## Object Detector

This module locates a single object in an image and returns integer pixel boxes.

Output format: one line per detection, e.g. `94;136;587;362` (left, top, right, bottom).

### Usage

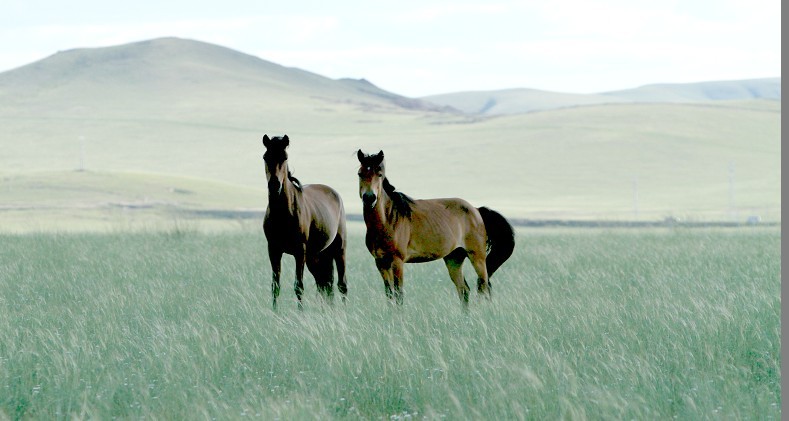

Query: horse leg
444;248;470;306
375;256;395;301
392;257;405;305
314;253;335;304
333;236;348;303
324;256;335;303
305;254;326;300
294;248;306;310
468;250;491;298
268;247;283;310
335;252;347;303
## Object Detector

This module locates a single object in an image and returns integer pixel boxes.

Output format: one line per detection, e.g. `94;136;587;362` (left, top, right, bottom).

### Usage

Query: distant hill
601;78;781;102
422;88;630;115
423;78;781;115
0;37;446;118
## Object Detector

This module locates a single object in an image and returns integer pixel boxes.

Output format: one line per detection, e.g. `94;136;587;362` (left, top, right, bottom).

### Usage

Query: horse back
302;184;346;248
400;197;486;261
303;184;345;221
413;197;483;227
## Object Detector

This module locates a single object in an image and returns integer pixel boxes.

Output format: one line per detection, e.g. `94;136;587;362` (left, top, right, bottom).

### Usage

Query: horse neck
268;174;302;217
363;188;395;228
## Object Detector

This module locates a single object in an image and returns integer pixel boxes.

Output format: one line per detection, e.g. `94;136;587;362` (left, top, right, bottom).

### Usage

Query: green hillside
354;100;780;220
0;38;780;231
0;37;443;130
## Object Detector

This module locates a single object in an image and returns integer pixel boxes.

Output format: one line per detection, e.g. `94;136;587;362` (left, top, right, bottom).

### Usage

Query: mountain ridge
0;37;779;117
601;77;781;102
0;37;447;114
423;77;780;115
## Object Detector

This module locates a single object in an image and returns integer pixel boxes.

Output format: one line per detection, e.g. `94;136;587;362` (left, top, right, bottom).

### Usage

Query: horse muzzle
268;180;283;195
361;192;377;208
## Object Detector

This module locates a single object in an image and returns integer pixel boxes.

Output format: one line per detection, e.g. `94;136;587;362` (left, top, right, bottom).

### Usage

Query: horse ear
262;134;270;147
282;135;289;147
372;150;385;166
357;149;365;162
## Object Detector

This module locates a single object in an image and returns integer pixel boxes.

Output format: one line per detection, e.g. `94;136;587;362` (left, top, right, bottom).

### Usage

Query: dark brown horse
356;150;514;306
262;135;347;309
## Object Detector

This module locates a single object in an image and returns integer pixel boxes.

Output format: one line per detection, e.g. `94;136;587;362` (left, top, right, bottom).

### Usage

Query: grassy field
0;98;781;226
0;226;780;419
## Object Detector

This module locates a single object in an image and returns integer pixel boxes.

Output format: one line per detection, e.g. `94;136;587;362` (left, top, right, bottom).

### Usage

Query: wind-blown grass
0;228;780;419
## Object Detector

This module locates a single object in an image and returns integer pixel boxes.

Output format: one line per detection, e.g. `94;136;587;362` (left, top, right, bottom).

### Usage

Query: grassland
0;98;780;229
0;226;780;419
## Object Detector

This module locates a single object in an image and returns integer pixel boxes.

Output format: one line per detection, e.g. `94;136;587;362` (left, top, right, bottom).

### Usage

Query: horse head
262;134;290;195
356;149;385;208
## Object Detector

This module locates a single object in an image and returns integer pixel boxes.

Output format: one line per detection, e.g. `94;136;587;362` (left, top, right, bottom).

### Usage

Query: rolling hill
423;78;781;116
421;88;629;115
601;78;781;102
0;38;781;231
0;37;445;115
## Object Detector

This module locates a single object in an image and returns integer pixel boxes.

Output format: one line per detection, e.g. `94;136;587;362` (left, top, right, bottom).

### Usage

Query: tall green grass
0;228;780;419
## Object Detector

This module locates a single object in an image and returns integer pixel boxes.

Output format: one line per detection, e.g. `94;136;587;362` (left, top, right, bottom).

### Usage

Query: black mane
382;178;413;217
288;170;302;192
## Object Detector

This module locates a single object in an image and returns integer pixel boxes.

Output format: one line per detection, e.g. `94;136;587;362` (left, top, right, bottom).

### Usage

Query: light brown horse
262;134;347;309
356;150;514;306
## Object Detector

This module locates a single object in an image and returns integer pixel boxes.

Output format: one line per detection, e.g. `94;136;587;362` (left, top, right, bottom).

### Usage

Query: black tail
478;207;515;277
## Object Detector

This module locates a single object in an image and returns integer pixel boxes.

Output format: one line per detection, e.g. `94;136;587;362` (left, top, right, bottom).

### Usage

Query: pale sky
0;0;781;97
